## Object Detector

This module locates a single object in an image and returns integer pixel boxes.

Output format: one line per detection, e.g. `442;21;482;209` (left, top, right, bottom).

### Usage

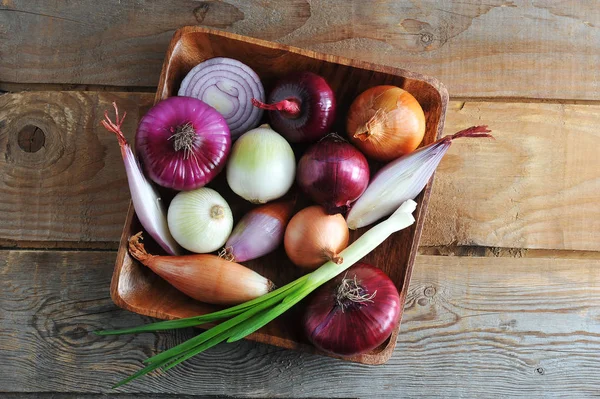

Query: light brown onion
284;206;349;269
128;232;273;305
346;85;425;162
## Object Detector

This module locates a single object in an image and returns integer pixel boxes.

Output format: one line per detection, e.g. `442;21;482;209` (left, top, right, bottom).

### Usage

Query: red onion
178;57;265;139
136;96;231;191
252;71;336;143
302;262;401;357
297;133;369;214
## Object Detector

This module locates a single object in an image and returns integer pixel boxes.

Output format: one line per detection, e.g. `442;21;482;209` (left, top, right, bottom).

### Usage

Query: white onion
226;124;296;204
167;187;233;253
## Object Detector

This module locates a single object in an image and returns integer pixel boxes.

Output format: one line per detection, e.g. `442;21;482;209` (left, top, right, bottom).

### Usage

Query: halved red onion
178;57;265;139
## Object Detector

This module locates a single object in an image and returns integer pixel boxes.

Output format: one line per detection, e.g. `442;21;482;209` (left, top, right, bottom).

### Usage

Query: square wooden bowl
111;26;448;365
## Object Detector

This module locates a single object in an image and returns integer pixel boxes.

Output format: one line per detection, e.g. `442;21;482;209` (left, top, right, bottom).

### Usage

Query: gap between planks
5;82;600;106
1;243;600;261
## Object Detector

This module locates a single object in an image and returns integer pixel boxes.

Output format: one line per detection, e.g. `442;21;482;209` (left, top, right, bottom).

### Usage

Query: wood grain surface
1;250;599;398
0;91;152;246
1;1;599;100
3;91;599;252
423;100;600;251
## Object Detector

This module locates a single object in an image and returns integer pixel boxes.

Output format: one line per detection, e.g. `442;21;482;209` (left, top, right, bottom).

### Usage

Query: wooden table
1;1;599;398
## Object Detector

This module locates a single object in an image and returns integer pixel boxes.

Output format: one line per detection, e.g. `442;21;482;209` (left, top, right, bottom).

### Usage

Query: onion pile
178;57;265;139
98;53;496;388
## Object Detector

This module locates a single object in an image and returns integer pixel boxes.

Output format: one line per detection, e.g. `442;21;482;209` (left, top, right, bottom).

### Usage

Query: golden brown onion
346;85;425;162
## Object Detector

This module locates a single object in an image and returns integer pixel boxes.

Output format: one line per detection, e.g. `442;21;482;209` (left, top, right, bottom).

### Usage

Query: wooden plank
422;101;600;251
3;91;600;251
1;1;599;100
2;396;244;399
1;250;599;397
0;91;152;245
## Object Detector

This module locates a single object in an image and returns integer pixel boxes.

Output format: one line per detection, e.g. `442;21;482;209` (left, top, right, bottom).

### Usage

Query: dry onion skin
284;205;349;269
346;85;426;162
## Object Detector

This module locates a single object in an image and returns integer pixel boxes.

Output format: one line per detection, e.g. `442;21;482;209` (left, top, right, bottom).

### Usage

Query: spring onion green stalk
95;199;417;388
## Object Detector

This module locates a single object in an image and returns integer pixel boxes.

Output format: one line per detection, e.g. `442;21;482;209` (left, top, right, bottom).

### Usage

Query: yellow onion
128;232;273;305
346;85;425;162
284;205;349;269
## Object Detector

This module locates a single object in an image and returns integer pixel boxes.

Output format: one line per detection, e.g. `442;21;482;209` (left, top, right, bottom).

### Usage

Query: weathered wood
0;395;219;399
422;101;600;251
1;250;599;397
0;91;152;245
1;1;599;100
3;91;600;252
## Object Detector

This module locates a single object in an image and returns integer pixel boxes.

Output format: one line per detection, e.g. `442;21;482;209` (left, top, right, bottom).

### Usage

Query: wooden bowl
111;26;448;365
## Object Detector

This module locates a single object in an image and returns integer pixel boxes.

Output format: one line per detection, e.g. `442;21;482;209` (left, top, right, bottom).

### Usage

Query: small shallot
284;205;349;269
101;103;181;255
128;232;273;305
223;200;295;262
347;126;493;229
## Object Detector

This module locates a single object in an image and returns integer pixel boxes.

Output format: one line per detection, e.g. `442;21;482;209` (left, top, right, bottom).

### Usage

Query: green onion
97;199;417;388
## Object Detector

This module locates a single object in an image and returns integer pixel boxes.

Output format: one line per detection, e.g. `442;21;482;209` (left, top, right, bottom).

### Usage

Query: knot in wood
424;286;436;297
18;125;45;153
420;32;434;44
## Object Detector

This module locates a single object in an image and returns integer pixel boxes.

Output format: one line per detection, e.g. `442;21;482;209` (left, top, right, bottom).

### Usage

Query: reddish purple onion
224;200;295;262
297;133;369;214
136;96;231;191
302;262;401;357
252;71;336;143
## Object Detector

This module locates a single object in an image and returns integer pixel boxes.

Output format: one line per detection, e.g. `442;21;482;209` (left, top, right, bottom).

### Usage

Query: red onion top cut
178;57;265;139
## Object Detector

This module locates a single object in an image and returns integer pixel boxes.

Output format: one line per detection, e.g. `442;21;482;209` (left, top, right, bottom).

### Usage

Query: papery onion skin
129;233;273;305
297;133;369;214
254;72;336;143
346;125;493;229
136;96;231;191
284;205;349;269
303;262;401;357
101;103;181;255
226;124;296;204
178;57;265;139
224;200;295;262
347;85;425;162
167;187;233;253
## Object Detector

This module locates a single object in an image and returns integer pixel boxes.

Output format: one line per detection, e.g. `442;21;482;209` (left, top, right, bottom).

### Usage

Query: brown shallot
128;232;273;305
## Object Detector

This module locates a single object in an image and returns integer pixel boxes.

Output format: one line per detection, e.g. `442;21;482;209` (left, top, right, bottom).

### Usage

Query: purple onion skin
303;262;401;357
225;200;295;262
136;96;231;191
267;72;336;143
297;134;369;215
